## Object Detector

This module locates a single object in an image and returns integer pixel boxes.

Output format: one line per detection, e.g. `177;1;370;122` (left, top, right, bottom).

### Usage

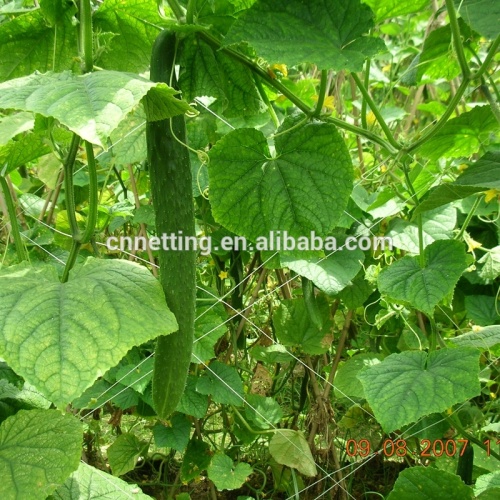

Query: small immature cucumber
147;29;196;419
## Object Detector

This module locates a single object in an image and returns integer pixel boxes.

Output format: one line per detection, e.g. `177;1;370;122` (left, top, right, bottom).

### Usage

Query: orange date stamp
346;438;500;458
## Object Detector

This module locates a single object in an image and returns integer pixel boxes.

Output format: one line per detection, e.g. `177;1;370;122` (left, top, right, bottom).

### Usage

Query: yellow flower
484;189;499;203
312;94;335;111
366;111;376;126
466;237;482;252
218;271;229;280
268;63;288;78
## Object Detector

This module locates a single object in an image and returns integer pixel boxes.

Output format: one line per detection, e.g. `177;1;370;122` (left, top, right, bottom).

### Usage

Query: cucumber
456;441;473;485
146;29;196;419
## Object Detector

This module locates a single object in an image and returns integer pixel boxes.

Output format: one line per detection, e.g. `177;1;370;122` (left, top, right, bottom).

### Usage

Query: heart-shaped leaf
0;409;82;499
358;348;481;433
209;117;353;241
207;453;253;491
0;258;177;407
377;240;467;315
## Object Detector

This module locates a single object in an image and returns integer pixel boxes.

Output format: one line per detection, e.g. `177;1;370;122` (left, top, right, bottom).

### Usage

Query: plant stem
79;0;93;73
0;176;28;261
231;405;275;435
253;74;280;128
79;141;98;244
351;72;400;150
63;134;82;239
402;161;425;266
323;310;353;399
361;59;370;129
166;0;185;21
455;195;481;241
313;69;328;117
198;31;398;154
186;0;195;24
61;241;82;283
446;414;500;462
406;78;469;153
444;0;470;78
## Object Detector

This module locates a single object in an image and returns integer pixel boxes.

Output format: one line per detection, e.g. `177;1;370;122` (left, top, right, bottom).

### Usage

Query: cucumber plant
0;0;498;498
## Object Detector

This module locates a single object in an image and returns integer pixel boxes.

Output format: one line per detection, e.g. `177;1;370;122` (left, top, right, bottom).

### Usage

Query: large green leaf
0;409;82;499
208;117;353;241
269;430;317;477
363;0;429;22
93;0;166;73
207;454;253;491
417;106;498;160
387;466;474;499
0;1;78;82
377;240;468;315
224;0;385;71
0;258;177;407
0;71;191;148
455;0;500;39
280;246;364;295
357;348;481;433
53;462;152;499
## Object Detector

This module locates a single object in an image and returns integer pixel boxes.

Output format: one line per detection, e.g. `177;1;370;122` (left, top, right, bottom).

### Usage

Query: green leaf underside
207;453;253;491
0;71;191;148
269;429;317;477
358;348;481;433
387;466;474;499
281;247;364;295
377;240;468;315
52;462;151;499
224;0;385;71
0;409;82;499
0;258;177;407
209;118;353;242
334;353;384;399
450;326;500;350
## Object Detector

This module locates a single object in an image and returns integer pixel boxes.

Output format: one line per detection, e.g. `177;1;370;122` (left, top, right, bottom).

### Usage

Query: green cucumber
456;440;473;485
147;29;196;419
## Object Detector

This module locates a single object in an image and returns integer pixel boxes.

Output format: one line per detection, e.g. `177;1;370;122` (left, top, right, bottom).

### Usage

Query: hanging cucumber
147;29;196;419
